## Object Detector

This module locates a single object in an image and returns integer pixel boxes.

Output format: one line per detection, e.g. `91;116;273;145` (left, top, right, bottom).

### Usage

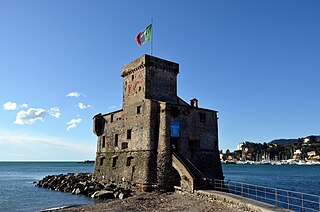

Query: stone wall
93;54;224;192
156;102;172;190
164;102;223;181
93;99;159;189
121;55;179;106
93;150;157;187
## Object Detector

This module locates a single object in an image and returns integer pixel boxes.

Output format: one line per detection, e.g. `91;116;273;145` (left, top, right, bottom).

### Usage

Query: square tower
121;54;179;108
93;55;223;192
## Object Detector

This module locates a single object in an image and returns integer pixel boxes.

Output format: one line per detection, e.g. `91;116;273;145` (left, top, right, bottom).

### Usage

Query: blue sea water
0;162;319;211
222;164;320;196
0;162;96;212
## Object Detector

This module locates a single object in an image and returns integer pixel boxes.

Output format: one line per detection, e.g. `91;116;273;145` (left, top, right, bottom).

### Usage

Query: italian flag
135;24;152;46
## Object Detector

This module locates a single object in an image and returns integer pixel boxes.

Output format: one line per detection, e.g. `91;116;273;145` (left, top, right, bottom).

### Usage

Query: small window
121;142;128;149
199;113;206;123
188;140;200;150
112;157;117;167
100;157;105;166
132;75;134;80
101;136;106;148
171;106;179;117
127;129;132;139
114;134;119;147
126;157;133;166
138;86;141;91
110;114;114;123
137;106;141;114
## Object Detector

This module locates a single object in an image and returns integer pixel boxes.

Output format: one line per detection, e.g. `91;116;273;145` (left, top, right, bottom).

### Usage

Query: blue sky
1;0;319;161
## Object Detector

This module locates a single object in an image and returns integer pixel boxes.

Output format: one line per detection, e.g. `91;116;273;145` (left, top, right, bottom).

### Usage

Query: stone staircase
172;153;210;191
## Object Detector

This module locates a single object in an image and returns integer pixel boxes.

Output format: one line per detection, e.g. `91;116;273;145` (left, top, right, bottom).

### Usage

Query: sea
0;162;320;212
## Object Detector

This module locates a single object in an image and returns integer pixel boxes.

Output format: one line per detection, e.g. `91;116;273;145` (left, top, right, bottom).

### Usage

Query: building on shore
92;55;224;191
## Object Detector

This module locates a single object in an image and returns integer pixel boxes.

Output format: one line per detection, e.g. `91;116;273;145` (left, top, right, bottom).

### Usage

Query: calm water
223;164;320;196
0;162;319;211
0;162;95;212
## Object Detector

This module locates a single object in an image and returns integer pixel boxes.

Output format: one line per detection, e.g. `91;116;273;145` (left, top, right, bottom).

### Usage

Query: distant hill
269;139;298;145
269;135;320;145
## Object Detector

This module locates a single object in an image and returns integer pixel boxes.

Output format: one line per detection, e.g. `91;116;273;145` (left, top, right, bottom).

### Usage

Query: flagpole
150;17;153;55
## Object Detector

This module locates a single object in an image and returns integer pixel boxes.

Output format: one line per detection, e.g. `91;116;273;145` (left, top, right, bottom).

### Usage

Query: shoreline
55;190;290;212
221;159;320;165
55;191;241;212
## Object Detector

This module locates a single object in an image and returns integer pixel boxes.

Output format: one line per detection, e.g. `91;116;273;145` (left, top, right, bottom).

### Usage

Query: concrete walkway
194;190;293;212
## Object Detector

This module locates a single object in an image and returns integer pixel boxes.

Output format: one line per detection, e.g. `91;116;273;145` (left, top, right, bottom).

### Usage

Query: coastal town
221;135;320;165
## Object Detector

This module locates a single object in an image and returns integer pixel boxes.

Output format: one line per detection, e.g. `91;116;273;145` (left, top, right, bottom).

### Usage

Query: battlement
122;54;180;106
121;54;179;77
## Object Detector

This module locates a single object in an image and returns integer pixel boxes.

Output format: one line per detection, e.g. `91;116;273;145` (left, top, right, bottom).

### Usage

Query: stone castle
92;55;223;191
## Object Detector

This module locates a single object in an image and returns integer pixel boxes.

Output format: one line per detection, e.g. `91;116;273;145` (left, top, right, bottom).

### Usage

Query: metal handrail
172;152;196;180
213;179;320;212
182;156;205;178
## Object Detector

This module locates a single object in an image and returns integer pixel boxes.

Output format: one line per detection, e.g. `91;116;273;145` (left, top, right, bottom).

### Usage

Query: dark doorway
170;137;178;153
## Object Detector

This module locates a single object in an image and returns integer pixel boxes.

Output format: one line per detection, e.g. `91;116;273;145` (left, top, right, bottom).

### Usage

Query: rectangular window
112;157;117;167
127;129;132;139
114;134;119;147
137;106;141;114
171;106;179;117
199;113;206;123
101;136;106;148
100;157;105;166
188;140;200;150
110;114;114;123
126;157;133;166
121;142;128;149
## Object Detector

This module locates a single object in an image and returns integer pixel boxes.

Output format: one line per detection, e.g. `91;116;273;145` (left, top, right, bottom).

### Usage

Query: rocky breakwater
35;173;132;200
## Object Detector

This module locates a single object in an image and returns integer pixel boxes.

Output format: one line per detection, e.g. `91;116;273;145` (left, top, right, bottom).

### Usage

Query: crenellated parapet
121;54;179;77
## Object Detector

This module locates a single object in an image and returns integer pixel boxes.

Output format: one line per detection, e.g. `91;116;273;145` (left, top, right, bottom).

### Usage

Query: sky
1;0;319;161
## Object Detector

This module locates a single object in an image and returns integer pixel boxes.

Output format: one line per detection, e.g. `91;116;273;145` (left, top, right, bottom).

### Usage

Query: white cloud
108;105;116;110
48;107;61;118
66;92;80;97
14;107;61;125
3;101;17;110
66;118;82;131
20;103;28;108
66;91;86;98
78;102;91;109
3;102;29;111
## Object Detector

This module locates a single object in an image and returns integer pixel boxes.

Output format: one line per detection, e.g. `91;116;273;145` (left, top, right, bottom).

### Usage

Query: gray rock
74;188;82;195
119;192;131;199
91;190;114;199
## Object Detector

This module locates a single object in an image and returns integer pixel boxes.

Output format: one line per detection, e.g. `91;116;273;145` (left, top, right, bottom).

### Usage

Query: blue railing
213;179;320;212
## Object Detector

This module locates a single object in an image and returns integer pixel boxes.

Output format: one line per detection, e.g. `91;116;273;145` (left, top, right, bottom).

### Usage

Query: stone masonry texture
92;54;224;191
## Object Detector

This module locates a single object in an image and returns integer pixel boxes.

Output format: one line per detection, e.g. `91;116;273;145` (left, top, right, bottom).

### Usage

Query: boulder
118;191;131;199
36;173;133;199
74;188;82;195
104;186;114;191
91;190;114;199
94;183;105;191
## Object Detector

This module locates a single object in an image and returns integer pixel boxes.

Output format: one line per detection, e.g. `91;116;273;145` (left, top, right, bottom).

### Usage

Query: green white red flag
135;24;152;46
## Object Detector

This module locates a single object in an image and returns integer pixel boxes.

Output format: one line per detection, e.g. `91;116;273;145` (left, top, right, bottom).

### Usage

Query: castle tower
93;55;223;192
121;54;179;108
